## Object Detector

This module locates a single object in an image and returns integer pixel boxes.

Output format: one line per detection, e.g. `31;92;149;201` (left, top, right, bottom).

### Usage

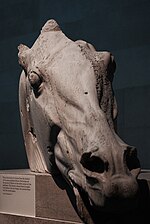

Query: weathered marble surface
18;19;141;223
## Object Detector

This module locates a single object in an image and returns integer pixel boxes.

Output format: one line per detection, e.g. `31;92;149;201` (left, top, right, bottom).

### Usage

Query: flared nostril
86;176;99;186
80;152;109;173
124;146;140;175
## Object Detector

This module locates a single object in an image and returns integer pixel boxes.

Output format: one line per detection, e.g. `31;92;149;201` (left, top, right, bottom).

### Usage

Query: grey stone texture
0;0;150;170
35;174;80;221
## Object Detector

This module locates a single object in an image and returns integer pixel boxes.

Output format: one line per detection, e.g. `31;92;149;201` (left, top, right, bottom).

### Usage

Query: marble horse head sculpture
18;19;140;221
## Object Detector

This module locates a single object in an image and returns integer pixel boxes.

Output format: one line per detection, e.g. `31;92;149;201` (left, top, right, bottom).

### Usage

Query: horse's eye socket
28;71;42;89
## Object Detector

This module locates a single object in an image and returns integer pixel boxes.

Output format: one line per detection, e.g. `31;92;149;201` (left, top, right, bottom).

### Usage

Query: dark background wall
0;0;150;169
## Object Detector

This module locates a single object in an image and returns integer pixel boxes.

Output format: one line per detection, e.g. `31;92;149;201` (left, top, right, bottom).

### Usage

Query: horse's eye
28;71;42;89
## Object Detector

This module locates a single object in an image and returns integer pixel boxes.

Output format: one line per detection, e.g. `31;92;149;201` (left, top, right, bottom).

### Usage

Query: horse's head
18;19;140;213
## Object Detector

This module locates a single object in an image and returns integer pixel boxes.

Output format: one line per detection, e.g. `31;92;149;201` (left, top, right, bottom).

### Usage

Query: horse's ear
18;44;30;70
18;44;29;52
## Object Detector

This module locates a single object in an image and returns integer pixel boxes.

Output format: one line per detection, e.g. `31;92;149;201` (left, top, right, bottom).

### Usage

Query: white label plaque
0;173;35;217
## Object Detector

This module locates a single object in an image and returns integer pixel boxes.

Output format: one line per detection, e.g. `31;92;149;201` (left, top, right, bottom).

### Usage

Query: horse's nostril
125;147;140;172
80;152;108;173
86;176;98;186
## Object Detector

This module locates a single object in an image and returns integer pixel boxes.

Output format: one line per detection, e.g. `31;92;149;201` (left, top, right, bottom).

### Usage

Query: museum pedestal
0;169;149;224
0;169;82;224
